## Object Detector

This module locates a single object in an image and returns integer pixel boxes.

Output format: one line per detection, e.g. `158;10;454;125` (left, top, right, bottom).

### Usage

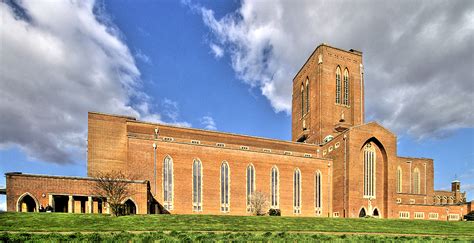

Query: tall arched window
192;159;203;211
301;84;304;117
343;68;349;105
336;67;341;104
220;161;230;212
413;168;420;194
397;166;403;193
246;164;256;212
315;170;322;215
306;78;310;113
293;168;301;214
271;166;279;208
363;143;376;198
163;155;173;210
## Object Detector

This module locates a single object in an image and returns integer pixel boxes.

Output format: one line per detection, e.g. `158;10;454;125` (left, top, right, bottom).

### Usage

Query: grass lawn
0;212;473;241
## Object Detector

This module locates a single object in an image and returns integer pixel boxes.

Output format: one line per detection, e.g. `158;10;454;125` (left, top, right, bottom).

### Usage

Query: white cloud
195;0;474;139
209;43;224;59
462;184;474;201
135;49;152;65
0;1;187;164
162;98;180;121
201;116;217;130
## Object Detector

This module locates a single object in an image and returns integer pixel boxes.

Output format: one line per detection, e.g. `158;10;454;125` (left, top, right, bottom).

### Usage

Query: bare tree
249;191;269;216
91;171;135;216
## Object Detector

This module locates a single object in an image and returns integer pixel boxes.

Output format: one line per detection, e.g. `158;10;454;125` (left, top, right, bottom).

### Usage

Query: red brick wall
6;174;148;214
320;123;398;218
127;137;333;217
394;203;470;221
87;112;132;176
320;132;346;217
395;157;433;202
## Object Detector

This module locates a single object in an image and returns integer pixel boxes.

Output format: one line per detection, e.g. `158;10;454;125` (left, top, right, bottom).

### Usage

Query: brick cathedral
5;44;471;220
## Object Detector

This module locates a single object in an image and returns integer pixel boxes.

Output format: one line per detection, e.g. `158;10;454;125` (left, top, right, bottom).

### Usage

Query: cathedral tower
292;44;365;144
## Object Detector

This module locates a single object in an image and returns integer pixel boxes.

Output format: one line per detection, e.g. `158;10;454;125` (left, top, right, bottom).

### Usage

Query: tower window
363;143;376;198
163;155;174;210
336;67;341;104
306;78;310;113
301;84;304;117
343;69;349;105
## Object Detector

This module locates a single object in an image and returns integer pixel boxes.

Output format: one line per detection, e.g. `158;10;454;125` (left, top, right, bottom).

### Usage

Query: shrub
268;208;281;216
464;211;474;221
249;191;269;216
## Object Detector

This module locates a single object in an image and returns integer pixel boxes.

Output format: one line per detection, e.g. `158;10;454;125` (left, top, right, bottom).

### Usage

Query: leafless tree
249;191;269;216
91;171;135;216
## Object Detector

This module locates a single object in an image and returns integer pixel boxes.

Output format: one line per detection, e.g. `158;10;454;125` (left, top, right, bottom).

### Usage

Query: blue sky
0;0;473;210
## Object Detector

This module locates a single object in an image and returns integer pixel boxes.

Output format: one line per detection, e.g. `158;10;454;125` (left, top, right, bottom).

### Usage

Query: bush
268;208;281;216
464;211;474;221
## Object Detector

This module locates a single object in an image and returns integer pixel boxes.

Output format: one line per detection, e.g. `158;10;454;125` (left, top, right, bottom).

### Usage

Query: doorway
18;194;37;212
373;208;380;217
53;195;69;212
123;199;137;215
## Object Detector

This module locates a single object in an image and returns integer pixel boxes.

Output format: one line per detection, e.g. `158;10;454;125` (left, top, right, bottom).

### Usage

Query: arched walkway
359;208;366;218
18;193;37;212
123;199;137;215
373;208;380;217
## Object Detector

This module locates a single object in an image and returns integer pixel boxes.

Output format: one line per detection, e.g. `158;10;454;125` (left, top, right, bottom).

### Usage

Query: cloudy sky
0;0;473;210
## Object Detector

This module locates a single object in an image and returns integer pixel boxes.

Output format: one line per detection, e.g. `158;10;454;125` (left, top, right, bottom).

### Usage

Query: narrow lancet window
246;164;255;212
163;155;174;210
363;143;376;198
397;167;402;193
306;78;310;113
301;84;304;117
271;166;279;208
343;68;349;105
336;67;341;104
413;168;420;194
293;168;301;214
315;170;322;215
192;159;203;211
220;162;230;212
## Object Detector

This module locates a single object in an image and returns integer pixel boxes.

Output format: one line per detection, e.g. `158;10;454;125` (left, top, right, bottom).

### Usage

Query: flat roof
89;111;136;120
5;172;148;184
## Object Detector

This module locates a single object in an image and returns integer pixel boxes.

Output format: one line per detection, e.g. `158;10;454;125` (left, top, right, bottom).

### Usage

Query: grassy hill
0;212;473;241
